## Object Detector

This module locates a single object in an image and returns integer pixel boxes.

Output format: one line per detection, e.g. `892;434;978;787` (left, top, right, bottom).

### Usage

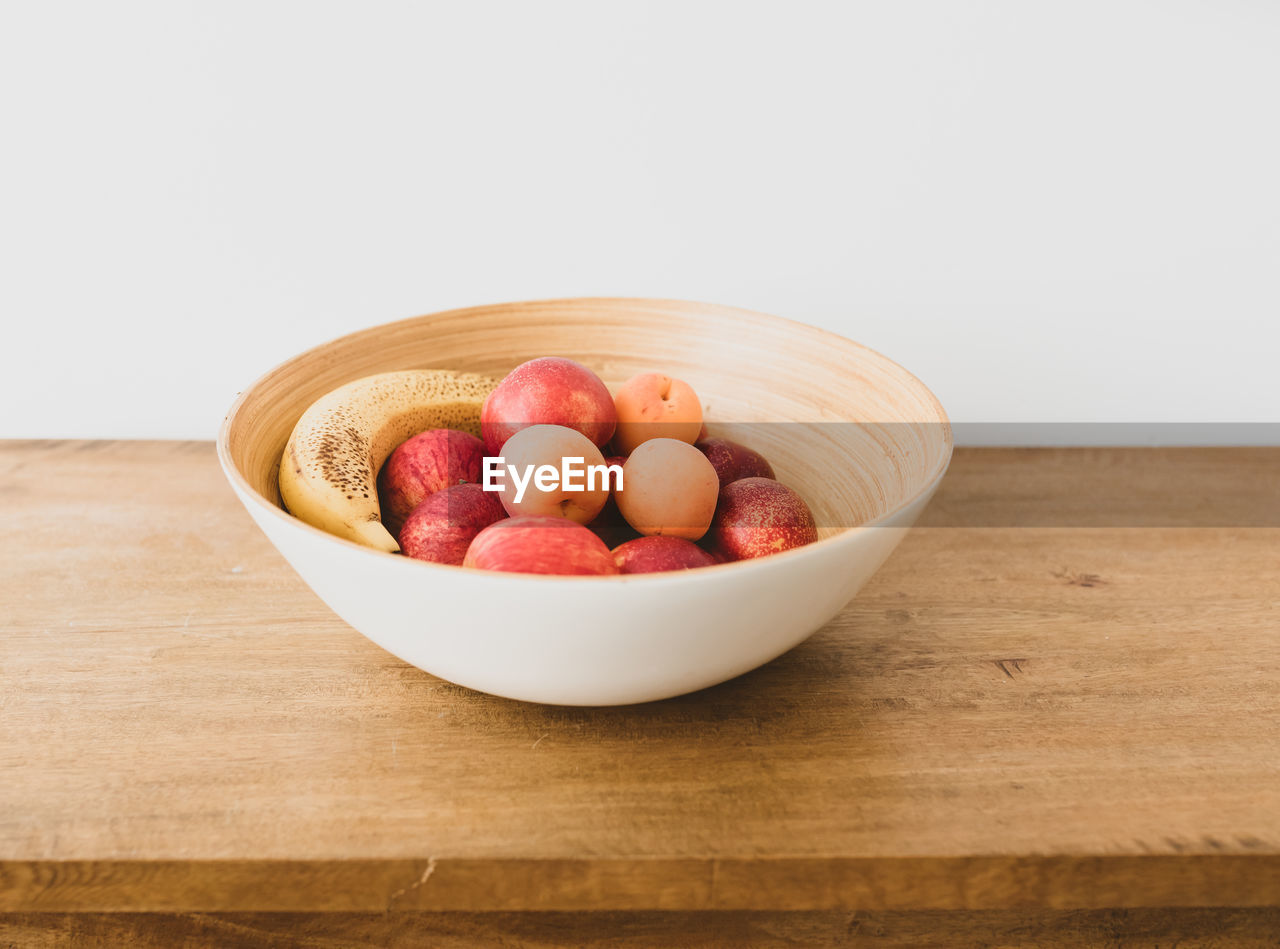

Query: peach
709;477;818;561
481;357;616;456
695;436;775;488
612;372;703;455
378;428;485;536
399;483;507;565
615;438;719;541
612;535;717;574
489;424;612;524
463;515;618;576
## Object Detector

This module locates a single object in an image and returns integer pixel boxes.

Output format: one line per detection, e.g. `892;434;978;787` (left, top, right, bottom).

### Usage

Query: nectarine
481;357;616;456
696;436;775;488
709;477;818;561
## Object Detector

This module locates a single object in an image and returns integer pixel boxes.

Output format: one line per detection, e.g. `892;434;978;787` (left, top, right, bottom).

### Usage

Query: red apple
378;428;485;535
695;436;775;489
464;514;618;576
399;483;507;565
481;357;616;456
709;477;818;561
612;536;717;574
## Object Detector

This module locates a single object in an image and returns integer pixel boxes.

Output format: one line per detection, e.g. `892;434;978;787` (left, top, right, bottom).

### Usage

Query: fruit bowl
217;298;952;705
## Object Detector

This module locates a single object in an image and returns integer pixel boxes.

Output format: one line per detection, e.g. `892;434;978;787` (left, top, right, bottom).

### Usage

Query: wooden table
2;441;1278;946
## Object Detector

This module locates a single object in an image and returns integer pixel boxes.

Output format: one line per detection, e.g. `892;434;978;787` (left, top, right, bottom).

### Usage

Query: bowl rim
216;296;953;584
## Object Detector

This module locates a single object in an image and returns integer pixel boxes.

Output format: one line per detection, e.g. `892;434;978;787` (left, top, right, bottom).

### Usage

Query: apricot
612;372;703;455
615;438;719;541
489;424;610;524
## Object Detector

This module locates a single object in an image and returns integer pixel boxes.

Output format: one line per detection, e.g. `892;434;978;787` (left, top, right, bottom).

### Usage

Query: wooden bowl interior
224;299;950;534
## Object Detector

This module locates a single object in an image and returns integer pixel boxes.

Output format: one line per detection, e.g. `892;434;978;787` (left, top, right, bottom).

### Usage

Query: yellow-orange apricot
612;373;703;455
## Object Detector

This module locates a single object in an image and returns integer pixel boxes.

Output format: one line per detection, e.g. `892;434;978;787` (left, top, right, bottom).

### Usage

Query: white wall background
2;1;1277;442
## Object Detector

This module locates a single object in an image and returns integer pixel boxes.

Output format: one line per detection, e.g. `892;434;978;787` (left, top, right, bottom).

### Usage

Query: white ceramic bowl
217;298;952;705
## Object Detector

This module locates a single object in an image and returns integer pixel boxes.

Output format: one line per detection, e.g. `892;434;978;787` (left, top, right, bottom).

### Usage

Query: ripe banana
279;369;498;552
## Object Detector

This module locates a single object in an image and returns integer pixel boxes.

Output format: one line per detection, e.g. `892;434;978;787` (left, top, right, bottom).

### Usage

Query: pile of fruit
280;357;817;576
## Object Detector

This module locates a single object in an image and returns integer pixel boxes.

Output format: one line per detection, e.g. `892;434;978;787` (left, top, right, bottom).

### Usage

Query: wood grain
3;908;1279;948
1;441;1278;913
